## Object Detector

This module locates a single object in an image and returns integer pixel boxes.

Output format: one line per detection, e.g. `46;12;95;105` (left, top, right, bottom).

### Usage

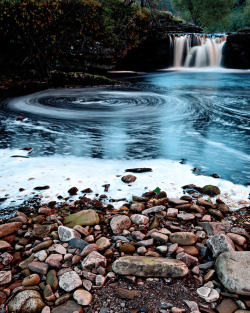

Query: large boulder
63;209;99;228
7;290;46;313
215;251;250;296
112;256;188;278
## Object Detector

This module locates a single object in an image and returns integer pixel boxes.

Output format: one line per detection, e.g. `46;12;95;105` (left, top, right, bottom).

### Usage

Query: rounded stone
130;214;149;225
73;289;93;306
96;237;111;251
110;215;132;235
121;174;137;183
181;246;199;256
22;274;41;286
119;243;136;254
169;232;197;245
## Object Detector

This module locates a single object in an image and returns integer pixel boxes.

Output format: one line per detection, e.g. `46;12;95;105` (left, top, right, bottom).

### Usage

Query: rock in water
63;210;99;228
121;174;137;183
201;185;220;196
215;251;250;296
112;256;188;278
7;290;46;313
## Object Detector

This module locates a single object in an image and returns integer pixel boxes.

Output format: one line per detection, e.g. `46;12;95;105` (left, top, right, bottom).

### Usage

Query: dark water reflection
0;71;249;184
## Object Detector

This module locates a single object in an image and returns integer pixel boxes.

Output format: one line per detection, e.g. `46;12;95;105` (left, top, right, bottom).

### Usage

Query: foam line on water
0;149;249;217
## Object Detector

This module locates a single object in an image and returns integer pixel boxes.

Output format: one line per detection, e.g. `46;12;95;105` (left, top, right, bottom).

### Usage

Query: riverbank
0;71;118;99
0;168;249;313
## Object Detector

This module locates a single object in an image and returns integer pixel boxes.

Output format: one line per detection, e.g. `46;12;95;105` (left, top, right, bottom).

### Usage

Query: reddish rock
0;222;22;237
121;174;137;183
28;261;49;275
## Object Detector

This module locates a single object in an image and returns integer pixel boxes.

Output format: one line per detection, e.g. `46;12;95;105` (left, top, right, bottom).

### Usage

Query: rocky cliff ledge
223;29;250;69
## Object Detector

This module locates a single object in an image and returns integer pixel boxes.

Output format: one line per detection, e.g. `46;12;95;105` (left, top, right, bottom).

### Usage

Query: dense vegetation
0;0;152;76
0;0;249;78
171;0;250;32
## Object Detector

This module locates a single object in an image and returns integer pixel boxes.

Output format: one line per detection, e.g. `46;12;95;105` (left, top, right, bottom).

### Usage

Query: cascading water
171;34;227;68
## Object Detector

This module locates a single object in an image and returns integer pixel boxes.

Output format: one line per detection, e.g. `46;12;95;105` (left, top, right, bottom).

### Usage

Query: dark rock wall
223;30;250;69
117;36;173;71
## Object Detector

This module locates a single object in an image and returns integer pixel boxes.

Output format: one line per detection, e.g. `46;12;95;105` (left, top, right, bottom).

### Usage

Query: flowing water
171;34;227;67
0;35;250;216
1;70;249;185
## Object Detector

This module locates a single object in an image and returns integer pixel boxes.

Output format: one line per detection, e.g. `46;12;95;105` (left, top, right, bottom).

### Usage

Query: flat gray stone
142;205;166;215
112;256;188;278
215;251;250;296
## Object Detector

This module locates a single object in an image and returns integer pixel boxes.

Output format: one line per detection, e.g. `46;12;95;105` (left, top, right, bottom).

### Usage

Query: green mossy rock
63;209;99;228
201;185;220;196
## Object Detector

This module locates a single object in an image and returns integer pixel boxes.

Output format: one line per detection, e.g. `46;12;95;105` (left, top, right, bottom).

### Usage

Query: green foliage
227;0;250;31
153;187;161;194
172;0;234;29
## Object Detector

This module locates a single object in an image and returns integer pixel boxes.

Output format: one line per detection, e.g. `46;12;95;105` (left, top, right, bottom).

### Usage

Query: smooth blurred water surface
1;70;249;184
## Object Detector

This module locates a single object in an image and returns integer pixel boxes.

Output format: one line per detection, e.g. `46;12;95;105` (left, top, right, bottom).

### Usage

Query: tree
172;0;234;28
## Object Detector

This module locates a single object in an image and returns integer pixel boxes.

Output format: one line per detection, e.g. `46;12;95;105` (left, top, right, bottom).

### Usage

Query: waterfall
172;34;227;68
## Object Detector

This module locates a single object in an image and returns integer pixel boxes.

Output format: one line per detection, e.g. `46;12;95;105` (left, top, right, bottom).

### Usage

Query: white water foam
0;149;249;214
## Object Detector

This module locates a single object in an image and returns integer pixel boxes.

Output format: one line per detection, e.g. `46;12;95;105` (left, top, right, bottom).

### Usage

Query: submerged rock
112;256;188;277
201;185;220;196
